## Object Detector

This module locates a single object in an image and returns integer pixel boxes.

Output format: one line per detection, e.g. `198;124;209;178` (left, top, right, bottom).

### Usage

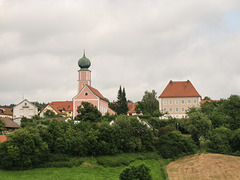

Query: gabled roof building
72;52;115;117
0;107;13;119
159;80;201;119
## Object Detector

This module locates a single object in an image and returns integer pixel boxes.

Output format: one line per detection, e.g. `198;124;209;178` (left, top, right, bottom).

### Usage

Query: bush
0;127;49;169
156;132;197;159
230;128;240;152
119;163;152;180
207;127;232;154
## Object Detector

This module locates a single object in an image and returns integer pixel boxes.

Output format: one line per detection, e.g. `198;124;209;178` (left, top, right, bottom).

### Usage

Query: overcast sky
1;0;240;105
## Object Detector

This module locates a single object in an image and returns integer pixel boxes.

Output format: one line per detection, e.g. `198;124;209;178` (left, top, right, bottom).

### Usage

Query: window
188;100;191;104
85;92;88;96
169;108;172;112
175;100;179;105
181;100;185;104
163;100;167;105
182;108;185;112
169;100;172;105
163;108;167;112
176;108;179;112
194;99;197;104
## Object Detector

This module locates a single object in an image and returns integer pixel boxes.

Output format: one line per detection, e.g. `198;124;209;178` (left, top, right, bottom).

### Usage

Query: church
72;52;115;117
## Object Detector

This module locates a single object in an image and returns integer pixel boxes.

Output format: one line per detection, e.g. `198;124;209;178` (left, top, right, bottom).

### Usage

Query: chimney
170;80;173;84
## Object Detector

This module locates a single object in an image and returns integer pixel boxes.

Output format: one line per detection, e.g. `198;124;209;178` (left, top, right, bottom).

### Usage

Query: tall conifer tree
116;86;128;115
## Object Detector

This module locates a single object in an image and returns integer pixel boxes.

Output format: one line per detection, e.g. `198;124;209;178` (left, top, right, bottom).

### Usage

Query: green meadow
0;153;166;180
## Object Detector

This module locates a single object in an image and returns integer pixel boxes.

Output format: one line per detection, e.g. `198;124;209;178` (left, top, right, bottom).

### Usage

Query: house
127;101;141;116
72;52;115;117
13;99;38;125
51;101;73;117
159;80;201;119
0;107;13;119
0;135;7;143
39;103;67;117
1;117;21;133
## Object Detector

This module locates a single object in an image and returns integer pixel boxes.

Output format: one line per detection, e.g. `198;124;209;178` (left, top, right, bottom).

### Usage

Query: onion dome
78;51;91;70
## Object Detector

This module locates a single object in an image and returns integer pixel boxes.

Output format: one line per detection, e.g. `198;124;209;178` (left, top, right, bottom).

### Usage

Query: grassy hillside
0;153;166;180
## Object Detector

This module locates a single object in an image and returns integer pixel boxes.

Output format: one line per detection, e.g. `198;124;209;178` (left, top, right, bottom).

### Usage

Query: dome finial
78;50;91;70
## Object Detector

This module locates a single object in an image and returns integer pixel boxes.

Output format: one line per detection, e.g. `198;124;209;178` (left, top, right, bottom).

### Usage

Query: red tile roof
1;117;20;129
51;101;73;111
128;103;137;114
87;85;108;102
39;104;67;116
201;100;219;104
0;108;13;116
0;135;7;143
159;80;201;98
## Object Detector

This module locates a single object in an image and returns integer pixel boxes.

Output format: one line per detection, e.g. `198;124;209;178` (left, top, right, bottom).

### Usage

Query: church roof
87;85;108;102
159;80;201;98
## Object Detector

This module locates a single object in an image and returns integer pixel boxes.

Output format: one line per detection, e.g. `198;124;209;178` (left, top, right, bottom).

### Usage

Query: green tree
185;110;212;144
135;101;146;115
208;127;232;154
230;128;240;152
156;131;197;159
119;163;152;180
40;119;66;153
44;109;56;118
116;86;128;115
141;90;159;116
0;127;49;169
221;95;240;130
0;118;6;134
75;101;102;122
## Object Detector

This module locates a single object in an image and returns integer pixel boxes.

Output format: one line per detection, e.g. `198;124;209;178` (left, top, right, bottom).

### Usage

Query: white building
13;99;38;125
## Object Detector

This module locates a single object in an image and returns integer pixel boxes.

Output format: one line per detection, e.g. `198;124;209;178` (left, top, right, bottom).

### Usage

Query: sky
1;0;240;105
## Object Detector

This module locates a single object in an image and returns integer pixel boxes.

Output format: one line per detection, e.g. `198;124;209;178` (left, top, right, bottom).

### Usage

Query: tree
208;127;232;154
135;101;146;115
0;118;6;134
185;110;212;144
156;131;197;159
75;101;102;122
221;95;240;130
0;127;49;169
141;90;159;116
116;86;128;115
119;163;152;180
230;128;240;152
44;109;56;118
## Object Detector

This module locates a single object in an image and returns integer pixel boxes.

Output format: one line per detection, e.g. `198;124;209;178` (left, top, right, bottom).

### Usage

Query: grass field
0;153;165;180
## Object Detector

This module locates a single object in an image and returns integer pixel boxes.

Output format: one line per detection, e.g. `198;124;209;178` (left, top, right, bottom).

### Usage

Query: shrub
156;132;197;159
119;163;152;180
207;127;232;154
230;128;240;152
0;127;49;169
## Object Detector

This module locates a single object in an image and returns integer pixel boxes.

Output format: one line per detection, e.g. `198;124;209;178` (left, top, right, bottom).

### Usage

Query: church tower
77;51;91;92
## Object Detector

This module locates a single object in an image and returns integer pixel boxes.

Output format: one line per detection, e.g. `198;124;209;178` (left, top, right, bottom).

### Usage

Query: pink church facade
72;53;115;117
